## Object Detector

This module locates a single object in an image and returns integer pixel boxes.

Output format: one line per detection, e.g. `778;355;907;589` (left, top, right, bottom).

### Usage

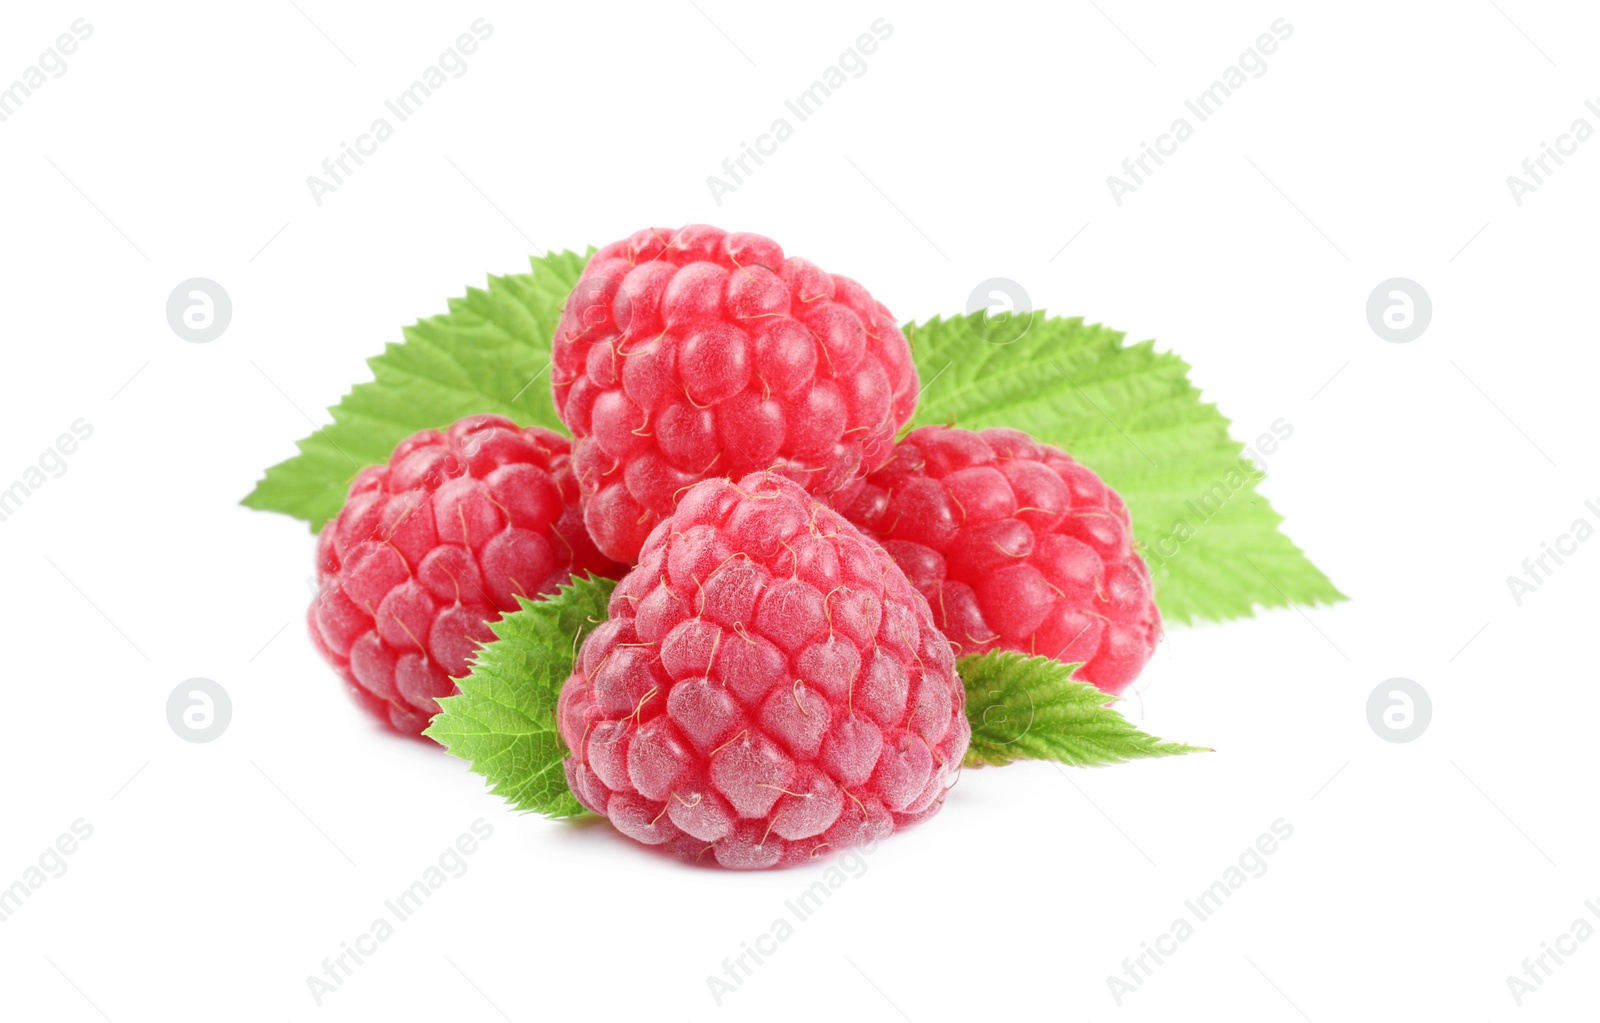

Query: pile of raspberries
309;225;1161;868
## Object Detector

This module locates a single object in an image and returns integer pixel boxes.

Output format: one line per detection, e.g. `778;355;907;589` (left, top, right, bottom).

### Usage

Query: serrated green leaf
906;312;1343;625
959;651;1206;768
241;249;590;531
423;575;614;817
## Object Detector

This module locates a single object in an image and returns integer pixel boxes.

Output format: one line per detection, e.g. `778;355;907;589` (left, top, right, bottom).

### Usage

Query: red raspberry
309;415;622;736
550;224;920;564
841;426;1161;695
557;472;969;868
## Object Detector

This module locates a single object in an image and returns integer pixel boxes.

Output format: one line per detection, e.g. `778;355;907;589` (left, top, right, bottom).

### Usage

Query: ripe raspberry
841;426;1160;695
309;415;622;736
550;224;920;564
557;472;969;869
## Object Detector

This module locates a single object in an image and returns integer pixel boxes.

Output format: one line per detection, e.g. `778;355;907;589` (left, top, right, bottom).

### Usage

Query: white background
1;1;1596;1020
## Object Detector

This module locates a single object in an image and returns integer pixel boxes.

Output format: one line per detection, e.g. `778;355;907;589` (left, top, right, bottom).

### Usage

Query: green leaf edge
240;249;591;532
958;650;1210;769
902;309;1347;626
423;574;617;818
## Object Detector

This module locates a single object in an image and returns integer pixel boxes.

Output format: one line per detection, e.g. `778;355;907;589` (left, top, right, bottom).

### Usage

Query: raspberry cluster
306;225;1166;869
550;225;920;564
842;426;1161;694
557;472;969;867
309;415;620;735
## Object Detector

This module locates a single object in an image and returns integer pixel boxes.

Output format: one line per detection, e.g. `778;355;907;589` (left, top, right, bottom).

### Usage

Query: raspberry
556;472;969;868
550;225;920;563
309;415;622;736
841;426;1161;695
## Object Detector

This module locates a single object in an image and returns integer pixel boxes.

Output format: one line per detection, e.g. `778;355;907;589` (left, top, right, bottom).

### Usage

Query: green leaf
905;312;1343;625
241;249;591;531
423;575;615;817
959;651;1206;768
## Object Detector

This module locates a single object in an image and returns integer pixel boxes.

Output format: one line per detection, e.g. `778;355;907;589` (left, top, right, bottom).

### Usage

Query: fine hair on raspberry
309;415;621;736
557;471;970;868
550;224;920;563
